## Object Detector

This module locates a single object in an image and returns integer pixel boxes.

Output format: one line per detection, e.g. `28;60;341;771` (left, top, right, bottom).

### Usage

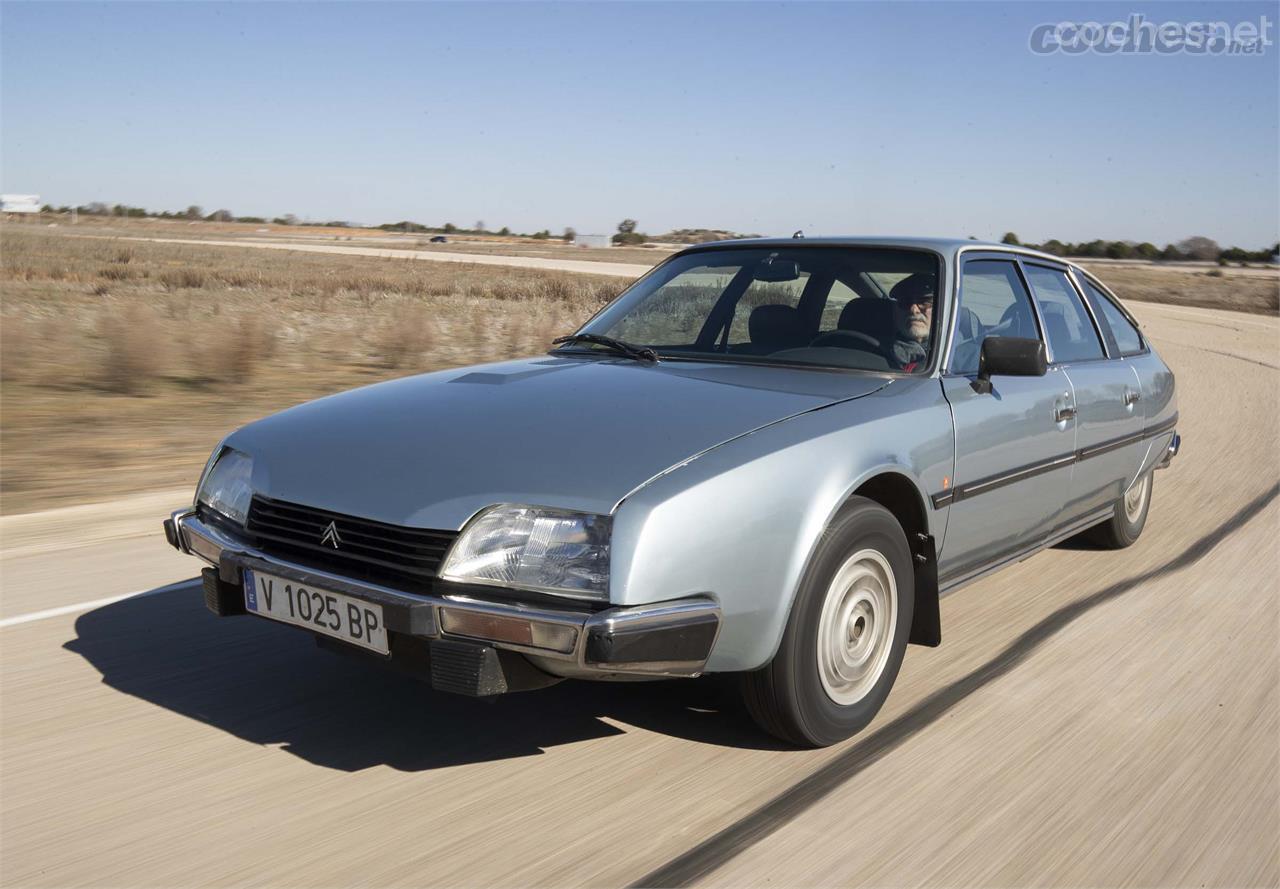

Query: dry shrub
99;265;134;281
488;280;526;302
215;269;264;289
96;304;167;393
188;313;276;383
161;268;207;289
110;248;134;265
535;277;575;302
373;304;435;368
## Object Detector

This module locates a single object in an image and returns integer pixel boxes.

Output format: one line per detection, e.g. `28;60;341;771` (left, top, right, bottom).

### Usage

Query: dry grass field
0;227;621;512
1;222;1276;514
1075;262;1278;314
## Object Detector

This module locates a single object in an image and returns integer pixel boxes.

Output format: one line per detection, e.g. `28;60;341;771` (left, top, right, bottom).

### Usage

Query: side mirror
973;336;1046;394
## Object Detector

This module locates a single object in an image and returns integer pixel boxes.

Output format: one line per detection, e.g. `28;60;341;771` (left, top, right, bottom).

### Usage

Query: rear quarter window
1078;276;1144;355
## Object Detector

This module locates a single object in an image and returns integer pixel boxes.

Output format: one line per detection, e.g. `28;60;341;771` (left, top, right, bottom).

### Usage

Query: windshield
563;247;942;373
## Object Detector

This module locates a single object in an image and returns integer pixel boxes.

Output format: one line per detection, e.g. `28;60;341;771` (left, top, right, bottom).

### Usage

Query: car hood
226;356;891;529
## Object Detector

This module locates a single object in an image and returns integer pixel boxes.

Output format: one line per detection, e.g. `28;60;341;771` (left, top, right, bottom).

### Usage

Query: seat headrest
837;298;896;336
749;304;806;351
955;305;984;342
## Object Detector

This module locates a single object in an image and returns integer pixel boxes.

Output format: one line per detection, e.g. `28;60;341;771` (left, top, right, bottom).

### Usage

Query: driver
889;274;936;371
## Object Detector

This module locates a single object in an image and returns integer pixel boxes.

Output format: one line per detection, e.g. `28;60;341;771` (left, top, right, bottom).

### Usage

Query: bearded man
888;274;936;370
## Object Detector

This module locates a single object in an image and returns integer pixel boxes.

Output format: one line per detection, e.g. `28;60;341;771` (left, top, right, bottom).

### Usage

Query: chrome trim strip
1077;430;1146;460
930;413;1179;509
962;452;1075;498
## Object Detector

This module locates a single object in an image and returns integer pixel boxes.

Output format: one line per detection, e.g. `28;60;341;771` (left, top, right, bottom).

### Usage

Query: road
1;300;1277;887
80;234;655;279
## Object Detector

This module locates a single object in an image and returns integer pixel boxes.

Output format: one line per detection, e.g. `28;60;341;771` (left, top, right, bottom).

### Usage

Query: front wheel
1085;470;1153;549
741;498;913;747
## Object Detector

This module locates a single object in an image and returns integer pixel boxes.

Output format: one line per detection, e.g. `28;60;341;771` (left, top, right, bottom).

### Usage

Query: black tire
741;497;914;747
1085;470;1153;549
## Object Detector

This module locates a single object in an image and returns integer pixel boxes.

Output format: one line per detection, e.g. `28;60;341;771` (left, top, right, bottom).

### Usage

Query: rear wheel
1085;470;1153;549
741;498;913;747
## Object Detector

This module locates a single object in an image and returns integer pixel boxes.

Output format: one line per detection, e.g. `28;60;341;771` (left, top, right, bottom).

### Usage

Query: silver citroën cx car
164;238;1179;746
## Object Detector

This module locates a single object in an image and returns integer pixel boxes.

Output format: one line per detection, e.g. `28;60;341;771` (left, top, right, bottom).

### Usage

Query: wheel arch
841;470;941;647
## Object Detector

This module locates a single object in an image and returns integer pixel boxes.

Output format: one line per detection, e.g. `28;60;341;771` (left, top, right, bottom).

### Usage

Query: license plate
243;568;389;655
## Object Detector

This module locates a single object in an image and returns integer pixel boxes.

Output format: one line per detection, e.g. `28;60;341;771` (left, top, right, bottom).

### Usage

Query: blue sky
2;1;1276;247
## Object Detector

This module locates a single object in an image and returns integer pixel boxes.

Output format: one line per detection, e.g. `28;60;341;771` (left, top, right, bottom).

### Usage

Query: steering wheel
809;329;883;352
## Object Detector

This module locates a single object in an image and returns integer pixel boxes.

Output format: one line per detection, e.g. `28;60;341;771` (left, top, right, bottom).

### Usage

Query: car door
1022;262;1145;522
937;256;1075;584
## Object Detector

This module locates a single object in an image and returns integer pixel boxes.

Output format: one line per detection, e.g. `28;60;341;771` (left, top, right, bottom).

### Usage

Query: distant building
1;194;41;214
574;233;611;249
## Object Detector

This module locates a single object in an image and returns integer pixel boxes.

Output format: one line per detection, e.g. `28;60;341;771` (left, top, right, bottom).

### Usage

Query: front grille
246;495;457;591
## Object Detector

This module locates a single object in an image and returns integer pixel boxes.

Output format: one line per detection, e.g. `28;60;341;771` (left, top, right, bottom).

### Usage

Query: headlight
441;505;611;601
196;448;255;526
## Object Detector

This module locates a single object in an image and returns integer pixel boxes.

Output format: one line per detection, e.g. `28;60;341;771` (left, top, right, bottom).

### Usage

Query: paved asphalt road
1;301;1277;887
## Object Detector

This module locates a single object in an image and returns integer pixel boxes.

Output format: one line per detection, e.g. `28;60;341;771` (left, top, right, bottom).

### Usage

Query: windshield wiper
552;333;660;363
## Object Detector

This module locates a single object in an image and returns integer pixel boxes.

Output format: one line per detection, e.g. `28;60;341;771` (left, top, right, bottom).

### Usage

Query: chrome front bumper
164;509;720;679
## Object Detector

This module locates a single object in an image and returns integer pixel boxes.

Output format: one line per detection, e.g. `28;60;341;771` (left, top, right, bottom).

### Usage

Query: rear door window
1022;265;1105;363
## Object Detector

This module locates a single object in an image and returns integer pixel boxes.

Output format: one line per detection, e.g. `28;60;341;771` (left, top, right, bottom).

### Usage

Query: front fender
610;378;953;672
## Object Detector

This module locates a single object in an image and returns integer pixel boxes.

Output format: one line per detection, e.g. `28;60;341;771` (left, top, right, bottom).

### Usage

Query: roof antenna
792;230;804;239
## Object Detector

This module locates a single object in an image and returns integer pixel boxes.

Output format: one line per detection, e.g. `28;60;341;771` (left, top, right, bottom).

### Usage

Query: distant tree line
1000;232;1277;264
26;203;1276;262
376;219;570;241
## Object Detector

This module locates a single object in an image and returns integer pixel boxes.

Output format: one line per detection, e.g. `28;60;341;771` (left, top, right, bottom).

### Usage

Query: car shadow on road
64;583;785;772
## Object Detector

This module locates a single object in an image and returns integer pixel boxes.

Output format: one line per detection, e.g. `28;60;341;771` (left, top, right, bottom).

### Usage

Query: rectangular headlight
196;448;254;526
441;505;611;601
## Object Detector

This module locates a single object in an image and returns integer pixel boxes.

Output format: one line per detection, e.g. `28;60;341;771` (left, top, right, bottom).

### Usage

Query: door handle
1055;406;1077;423
1124;391;1141;406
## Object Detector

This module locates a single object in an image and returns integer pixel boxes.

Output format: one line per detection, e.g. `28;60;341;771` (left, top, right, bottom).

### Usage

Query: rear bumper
164;509;720;680
1155;431;1181;470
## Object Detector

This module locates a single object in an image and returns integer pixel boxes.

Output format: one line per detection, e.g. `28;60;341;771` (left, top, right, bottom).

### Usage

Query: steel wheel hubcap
816;549;898;706
1124;473;1150;523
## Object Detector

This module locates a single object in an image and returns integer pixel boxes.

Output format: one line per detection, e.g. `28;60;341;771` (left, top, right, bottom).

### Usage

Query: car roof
677;236;1067;264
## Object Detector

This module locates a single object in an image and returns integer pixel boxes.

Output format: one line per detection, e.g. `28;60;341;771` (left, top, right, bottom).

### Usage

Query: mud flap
909;533;941;647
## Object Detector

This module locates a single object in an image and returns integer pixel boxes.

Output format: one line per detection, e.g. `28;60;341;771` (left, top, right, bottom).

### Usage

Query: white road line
0;579;199;629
